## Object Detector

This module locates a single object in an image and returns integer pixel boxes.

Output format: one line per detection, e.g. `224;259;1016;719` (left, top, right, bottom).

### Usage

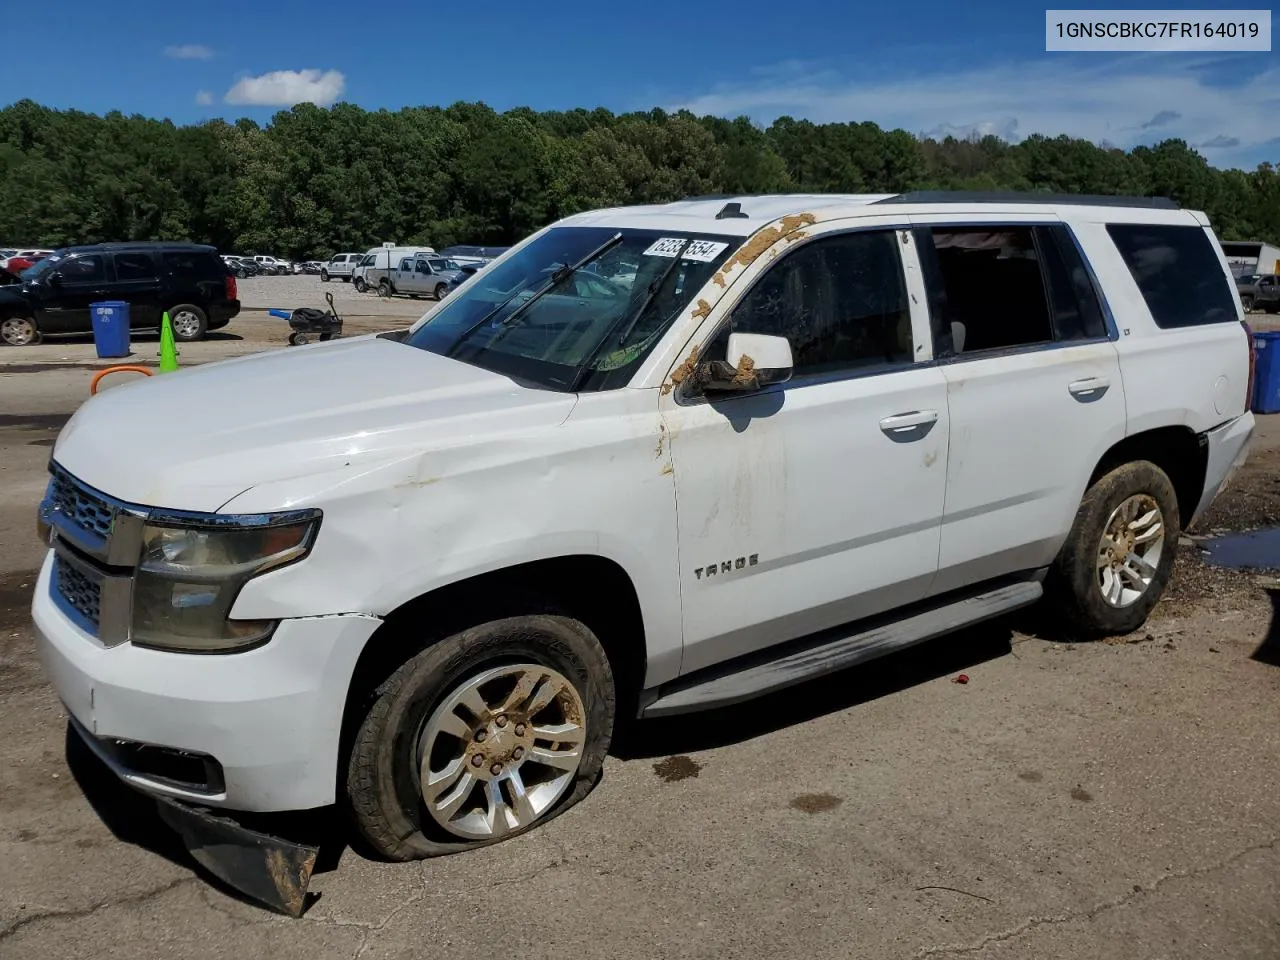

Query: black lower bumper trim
155;796;319;917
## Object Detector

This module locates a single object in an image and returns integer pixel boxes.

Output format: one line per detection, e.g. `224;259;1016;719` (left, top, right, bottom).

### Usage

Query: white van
352;245;435;294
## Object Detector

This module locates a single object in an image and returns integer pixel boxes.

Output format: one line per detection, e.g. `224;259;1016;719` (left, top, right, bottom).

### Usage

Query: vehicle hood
52;336;577;512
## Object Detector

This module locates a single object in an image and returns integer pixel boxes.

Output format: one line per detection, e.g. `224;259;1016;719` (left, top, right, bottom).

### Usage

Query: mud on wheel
346;614;615;860
1048;460;1180;638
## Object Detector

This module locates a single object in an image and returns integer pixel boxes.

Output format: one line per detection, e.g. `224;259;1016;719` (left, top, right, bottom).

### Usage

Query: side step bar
641;580;1043;718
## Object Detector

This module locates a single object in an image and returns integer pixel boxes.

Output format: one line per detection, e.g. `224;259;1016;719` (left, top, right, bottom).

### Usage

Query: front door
910;219;1128;594
36;253;112;334
665;222;950;675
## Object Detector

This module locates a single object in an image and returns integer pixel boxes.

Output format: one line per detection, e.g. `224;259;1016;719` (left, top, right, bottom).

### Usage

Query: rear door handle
879;409;939;441
1068;377;1111;402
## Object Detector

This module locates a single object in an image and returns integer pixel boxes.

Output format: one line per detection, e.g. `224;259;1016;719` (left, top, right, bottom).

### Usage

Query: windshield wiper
446;232;623;359
569;238;692;392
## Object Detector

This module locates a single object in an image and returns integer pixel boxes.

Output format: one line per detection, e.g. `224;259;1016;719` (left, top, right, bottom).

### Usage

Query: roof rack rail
876;190;1179;209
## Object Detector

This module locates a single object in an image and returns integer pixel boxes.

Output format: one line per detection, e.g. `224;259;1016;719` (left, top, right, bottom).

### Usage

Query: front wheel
1047;460;1179;637
378;279;391;298
1242;295;1255;312
353;277;367;293
435;284;448;300
346;615;615;860
0;316;40;346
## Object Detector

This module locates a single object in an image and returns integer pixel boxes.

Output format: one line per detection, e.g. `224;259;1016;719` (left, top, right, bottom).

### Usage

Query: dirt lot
0;320;1277;960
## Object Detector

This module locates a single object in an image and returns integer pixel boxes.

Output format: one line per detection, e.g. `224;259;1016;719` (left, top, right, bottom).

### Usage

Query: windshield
402;226;739;391
22;254;62;279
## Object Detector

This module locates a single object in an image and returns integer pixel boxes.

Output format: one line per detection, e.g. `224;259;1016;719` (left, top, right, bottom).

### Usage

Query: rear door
109;251;161;328
910;218;1128;594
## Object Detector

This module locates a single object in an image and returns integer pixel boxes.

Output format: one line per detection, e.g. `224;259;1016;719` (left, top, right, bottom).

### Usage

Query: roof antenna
715;201;749;220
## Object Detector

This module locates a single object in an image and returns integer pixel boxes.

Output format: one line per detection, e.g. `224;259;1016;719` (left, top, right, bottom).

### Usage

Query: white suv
32;193;1254;871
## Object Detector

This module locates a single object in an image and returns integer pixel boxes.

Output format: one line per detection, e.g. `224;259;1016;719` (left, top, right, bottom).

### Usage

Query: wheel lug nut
514;723;526;736
471;754;484;767
513;747;525;760
495;715;508;728
490;762;503;775
474;730;487;742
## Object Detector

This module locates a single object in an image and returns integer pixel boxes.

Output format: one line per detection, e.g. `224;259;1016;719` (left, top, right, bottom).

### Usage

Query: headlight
131;512;320;653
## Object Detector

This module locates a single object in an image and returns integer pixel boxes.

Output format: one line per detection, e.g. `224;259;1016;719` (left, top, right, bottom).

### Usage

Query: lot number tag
642;238;729;262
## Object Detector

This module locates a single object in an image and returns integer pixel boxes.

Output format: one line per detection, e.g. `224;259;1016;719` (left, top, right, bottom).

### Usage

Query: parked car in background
321;252;361;283
253;255;290;276
0;267;21;286
435;244;510;265
387;255;462;299
0;241;239;345
1236;273;1280;313
442;261;484;296
1;248;54;272
352;246;435;293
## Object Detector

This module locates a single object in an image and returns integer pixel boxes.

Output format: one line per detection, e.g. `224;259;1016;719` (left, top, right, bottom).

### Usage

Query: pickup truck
388;254;463;300
32;192;1253;873
1236;273;1280;313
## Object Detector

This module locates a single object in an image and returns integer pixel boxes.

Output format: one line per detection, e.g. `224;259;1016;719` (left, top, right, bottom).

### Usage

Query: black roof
873;190;1179;209
59;241;219;254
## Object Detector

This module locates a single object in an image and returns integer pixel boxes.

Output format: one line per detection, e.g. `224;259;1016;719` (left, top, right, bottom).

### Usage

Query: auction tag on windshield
642;238;729;262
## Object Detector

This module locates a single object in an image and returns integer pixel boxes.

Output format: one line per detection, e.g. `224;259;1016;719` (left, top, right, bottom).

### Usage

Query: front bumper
32;551;381;812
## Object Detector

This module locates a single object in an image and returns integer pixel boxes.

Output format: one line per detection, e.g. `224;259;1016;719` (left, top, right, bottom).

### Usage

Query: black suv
0;242;240;346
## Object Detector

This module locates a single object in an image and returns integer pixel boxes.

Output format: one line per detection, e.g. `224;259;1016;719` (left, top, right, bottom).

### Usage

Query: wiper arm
446;232;623;359
569;238;692;392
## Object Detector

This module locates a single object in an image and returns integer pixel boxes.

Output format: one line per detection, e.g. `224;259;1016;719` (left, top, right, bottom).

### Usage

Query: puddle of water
1199;527;1280;571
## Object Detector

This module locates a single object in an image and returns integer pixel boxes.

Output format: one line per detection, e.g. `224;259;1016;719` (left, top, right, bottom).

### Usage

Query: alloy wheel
1095;494;1164;608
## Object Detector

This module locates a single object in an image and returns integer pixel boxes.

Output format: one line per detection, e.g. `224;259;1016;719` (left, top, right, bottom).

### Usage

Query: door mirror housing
698;332;794;393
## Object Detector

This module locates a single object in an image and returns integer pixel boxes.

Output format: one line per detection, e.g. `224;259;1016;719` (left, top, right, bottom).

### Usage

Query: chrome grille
55;556;102;628
49;467;115;541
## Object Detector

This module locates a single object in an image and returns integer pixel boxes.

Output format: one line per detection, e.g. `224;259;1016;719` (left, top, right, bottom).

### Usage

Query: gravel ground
234;274;441;318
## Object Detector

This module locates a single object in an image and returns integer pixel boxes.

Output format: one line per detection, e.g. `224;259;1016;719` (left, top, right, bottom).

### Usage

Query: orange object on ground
90;365;154;395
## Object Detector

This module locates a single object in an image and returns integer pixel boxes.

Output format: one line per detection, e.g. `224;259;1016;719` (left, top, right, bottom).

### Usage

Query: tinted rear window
162;251;226;281
1106;224;1237;328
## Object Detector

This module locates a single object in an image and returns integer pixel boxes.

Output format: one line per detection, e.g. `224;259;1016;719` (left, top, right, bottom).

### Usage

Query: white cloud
670;59;1280;168
195;90;214;106
224;69;345;107
164;44;213;60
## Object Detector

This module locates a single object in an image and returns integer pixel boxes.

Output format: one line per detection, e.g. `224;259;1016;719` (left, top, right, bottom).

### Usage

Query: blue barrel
90;301;130;358
1252;331;1280;415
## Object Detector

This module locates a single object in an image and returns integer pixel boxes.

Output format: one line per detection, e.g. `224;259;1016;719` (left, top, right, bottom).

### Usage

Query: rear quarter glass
1105;224;1237;329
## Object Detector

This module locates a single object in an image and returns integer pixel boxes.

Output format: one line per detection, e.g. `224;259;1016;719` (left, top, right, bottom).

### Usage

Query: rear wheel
168;304;207;342
1047;460;1179;637
321;270;330;282
346;615;615;860
0;316;40;346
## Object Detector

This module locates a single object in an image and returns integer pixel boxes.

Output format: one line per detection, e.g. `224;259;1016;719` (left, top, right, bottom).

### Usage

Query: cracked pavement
1;342;1279;960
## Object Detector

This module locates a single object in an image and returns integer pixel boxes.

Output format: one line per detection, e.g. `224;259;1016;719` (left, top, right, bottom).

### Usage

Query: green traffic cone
159;310;179;373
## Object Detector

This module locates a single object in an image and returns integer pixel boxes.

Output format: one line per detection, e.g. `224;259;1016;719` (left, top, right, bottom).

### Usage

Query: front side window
1106;224;1237;328
708;230;913;379
57;255;106;284
402;226;739;391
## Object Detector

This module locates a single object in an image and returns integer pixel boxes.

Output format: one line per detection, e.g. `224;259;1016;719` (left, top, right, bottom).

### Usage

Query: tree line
1;98;1277;259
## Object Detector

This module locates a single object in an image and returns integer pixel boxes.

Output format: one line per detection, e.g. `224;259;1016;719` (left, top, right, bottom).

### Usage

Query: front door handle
1068;377;1111;402
879;409;939;441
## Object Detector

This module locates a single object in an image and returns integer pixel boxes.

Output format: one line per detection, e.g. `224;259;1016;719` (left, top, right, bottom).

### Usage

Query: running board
641;580;1043;718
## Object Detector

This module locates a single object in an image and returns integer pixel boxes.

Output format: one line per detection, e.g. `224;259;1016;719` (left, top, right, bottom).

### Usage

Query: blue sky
3;0;1277;169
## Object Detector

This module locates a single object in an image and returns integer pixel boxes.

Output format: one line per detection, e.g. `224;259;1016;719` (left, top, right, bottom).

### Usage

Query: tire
0;316;41;346
435;284;448;301
167;304;207;342
321;270;330;282
377;279;391;298
354;277;367;293
1047;460;1180;637
1242;295;1255;312
346;614;615;861
288;332;309;346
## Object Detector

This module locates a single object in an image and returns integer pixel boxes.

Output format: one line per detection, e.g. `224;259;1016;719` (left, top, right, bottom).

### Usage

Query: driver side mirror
697;332;794;394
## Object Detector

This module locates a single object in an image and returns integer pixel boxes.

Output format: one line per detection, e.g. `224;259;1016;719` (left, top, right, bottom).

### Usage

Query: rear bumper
209;300;240;328
1189;412;1255;529
32;551;382;811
